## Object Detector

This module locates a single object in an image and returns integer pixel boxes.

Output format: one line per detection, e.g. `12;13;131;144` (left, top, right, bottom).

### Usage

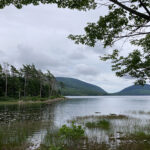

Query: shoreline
0;97;67;105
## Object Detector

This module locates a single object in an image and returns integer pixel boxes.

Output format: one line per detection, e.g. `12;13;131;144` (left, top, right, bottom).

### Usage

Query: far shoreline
0;97;67;105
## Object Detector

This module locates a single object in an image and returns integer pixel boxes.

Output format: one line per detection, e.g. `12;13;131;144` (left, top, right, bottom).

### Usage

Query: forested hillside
114;84;150;95
56;77;107;96
0;63;61;100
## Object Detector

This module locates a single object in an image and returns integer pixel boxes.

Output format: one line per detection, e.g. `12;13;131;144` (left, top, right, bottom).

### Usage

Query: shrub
49;145;65;150
59;122;85;140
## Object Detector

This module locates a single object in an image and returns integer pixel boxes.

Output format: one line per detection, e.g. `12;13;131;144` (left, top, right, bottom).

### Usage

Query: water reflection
54;96;150;126
0;103;56;150
1;96;150;149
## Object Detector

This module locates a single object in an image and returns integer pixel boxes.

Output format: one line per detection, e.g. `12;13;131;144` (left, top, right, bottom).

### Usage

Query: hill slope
56;77;107;96
115;84;150;95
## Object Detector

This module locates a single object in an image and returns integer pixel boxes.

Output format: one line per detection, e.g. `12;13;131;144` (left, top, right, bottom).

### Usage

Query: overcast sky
0;4;135;93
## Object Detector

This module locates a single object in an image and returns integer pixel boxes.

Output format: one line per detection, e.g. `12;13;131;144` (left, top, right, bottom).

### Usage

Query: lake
1;96;150;150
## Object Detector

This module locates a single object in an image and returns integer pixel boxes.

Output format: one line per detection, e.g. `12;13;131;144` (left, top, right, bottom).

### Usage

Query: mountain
114;84;150;95
56;77;107;96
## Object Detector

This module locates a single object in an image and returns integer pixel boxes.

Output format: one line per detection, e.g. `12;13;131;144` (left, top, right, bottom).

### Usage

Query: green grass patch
68;114;129;124
86;119;110;130
0;96;65;105
125;132;150;141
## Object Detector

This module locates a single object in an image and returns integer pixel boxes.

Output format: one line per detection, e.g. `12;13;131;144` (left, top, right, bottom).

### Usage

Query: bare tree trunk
3;62;9;97
50;83;53;97
5;73;7;97
24;76;26;97
19;90;21;100
48;84;51;98
40;82;42;98
50;80;55;97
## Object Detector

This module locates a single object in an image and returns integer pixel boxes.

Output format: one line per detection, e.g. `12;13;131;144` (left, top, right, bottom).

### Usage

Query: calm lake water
1;96;150;149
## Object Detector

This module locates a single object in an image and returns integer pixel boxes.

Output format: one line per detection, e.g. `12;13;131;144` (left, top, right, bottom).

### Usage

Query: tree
68;0;150;85
59;81;65;89
46;70;56;98
0;0;96;10
0;64;4;96
3;62;9;97
0;63;60;100
38;69;44;98
59;81;65;95
21;65;29;97
10;65;22;99
1;0;150;84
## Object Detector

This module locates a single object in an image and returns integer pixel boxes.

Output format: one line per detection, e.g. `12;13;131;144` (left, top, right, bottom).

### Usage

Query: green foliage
49;145;65;150
59;122;85;140
100;47;150;85
21;96;48;101
0;63;60;101
0;0;96;10
68;1;150;85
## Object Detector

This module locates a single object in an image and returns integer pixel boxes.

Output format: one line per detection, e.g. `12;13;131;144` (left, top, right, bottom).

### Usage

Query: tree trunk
19;90;21;100
48;84;51;98
50;81;55;97
24;76;26;97
5;74;7;97
40;82;42;98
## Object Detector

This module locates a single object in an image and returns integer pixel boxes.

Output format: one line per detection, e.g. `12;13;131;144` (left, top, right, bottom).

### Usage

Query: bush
59;122;85;140
49;145;65;150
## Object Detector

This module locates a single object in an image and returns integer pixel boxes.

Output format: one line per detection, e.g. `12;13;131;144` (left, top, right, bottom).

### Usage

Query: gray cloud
0;4;135;93
75;64;100;76
69;51;86;60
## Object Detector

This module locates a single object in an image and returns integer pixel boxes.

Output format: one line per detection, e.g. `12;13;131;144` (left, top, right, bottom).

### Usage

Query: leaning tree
1;0;150;84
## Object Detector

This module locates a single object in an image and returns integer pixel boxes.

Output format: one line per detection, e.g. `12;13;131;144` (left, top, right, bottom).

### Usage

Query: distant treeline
0;63;61;100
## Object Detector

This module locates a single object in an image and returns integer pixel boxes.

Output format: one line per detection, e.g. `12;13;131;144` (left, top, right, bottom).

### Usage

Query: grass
40;124;86;150
129;110;150;115
85;119;110;130
1;112;150;150
0;120;44;150
39;121;150;150
118;131;150;141
1;111;150;150
48;145;66;150
134;131;150;140
0;101;19;105
74;114;128;121
0;96;66;105
68;114;129;124
62;113;150;150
